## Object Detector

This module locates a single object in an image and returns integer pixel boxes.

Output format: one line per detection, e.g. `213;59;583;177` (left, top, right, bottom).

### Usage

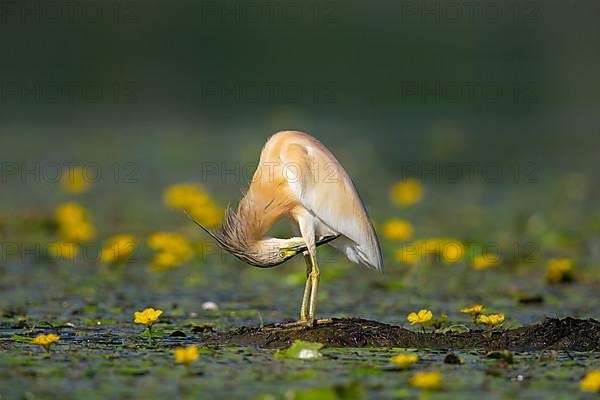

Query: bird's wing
278;134;383;271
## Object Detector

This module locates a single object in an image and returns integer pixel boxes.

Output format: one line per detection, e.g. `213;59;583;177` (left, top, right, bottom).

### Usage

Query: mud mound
205;317;599;351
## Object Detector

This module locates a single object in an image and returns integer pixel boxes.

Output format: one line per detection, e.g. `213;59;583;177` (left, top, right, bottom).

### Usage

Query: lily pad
275;340;324;360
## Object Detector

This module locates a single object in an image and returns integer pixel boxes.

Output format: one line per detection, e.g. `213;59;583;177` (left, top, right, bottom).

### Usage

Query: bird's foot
316;318;333;325
283;319;314;328
278;318;332;329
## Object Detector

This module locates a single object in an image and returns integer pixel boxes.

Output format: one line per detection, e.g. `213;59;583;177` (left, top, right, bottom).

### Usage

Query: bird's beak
277;234;339;261
287;234;340;254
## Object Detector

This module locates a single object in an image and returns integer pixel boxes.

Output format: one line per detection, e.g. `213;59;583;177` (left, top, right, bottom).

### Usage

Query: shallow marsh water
1;256;598;399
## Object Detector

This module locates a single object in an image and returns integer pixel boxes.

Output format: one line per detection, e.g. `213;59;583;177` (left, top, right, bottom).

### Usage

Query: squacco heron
191;131;383;326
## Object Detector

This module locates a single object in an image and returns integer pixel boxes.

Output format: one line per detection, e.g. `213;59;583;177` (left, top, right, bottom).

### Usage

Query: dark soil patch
205;317;600;351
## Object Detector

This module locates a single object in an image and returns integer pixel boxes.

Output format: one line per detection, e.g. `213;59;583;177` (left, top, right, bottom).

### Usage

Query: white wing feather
277;133;383;271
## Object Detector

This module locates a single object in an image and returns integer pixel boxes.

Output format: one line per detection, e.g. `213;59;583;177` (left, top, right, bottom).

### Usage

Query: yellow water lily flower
174;346;200;365
61;221;96;242
148;232;193;271
32;333;60;352
441;241;464;263
163;183;223;227
478;313;505;326
460;304;485;316
60;166;92;194
410;371;442;390
390;179;424;207
383;219;414;241
580;370;600;392
187;204;224;228
407;309;433;325
416;237;464;264
163;183;210;210
134;308;163;326
54;202;96;242
472;255;500;270
55;202;87;223
100;234;136;264
545;258;573;283
389;353;418;369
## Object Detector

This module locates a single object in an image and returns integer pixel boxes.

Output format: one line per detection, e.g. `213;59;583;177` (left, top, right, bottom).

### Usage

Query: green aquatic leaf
11;335;32;343
287;381;365;400
139;328;165;338
275;340;324;359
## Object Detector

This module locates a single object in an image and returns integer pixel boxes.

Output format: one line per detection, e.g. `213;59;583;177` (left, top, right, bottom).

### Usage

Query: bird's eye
278;251;286;258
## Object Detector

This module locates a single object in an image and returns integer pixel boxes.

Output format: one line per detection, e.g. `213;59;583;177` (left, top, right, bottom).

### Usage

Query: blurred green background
1;0;599;192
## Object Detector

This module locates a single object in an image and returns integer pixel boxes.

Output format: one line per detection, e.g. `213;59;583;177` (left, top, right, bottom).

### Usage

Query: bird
190;131;383;326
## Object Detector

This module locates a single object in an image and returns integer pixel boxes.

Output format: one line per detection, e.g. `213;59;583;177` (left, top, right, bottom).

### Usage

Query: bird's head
186;209;338;268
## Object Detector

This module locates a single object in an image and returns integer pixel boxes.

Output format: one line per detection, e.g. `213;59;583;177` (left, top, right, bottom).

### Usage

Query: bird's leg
299;253;312;322
296;215;319;326
307;252;320;326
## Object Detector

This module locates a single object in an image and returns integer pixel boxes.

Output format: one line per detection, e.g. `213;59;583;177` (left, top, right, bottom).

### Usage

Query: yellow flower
101;234;136;264
460;304;484;316
60;221;96;242
407;309;433;325
478;313;505;326
148;232;193;271
472;255;500;270
163;183;223;227
55;202;86;221
54;202;96;242
174;346;200;365
390;179;424;207
134;307;163;326
47;242;78;261
148;232;192;255
188;204;224;228
383;219;414;241
60;166;92;194
163;183;210;210
151;252;181;271
32;333;60;351
410;371;442;390
389;353;418;369
580;370;600;392
413;237;464;264
546;258;573;283
439;239;464;263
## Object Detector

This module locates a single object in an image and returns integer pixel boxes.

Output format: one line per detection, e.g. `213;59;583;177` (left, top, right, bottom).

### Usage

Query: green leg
307;253;320;325
299;254;312;322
